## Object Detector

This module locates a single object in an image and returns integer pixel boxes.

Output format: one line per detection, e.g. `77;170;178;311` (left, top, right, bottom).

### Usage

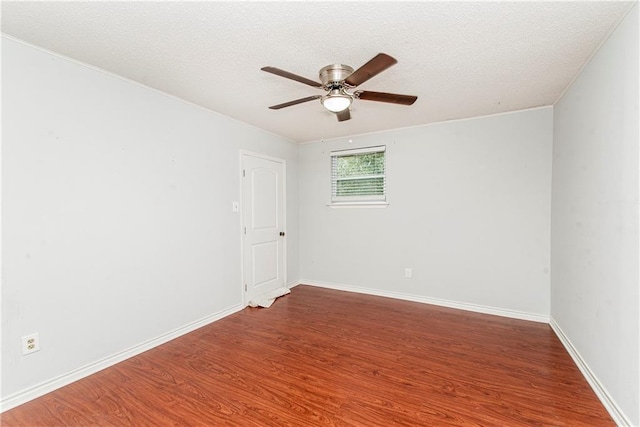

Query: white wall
550;4;639;425
299;107;553;319
1;37;299;406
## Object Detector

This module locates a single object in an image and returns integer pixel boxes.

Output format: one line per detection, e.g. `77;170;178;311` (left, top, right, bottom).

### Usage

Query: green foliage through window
331;147;386;201
336;153;385;177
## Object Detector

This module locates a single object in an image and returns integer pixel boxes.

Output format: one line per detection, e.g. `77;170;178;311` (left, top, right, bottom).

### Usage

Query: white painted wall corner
287;280;303;289
550;318;631;426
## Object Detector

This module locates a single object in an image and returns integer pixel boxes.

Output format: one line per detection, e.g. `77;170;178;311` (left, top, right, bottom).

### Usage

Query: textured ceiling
1;1;635;143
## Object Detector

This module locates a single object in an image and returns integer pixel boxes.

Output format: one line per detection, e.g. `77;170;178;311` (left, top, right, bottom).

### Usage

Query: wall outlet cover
22;333;40;355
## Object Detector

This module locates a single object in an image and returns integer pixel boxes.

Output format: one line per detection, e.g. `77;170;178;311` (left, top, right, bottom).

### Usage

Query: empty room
1;1;638;426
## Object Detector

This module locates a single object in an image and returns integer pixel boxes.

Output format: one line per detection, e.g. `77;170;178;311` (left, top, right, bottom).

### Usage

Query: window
331;146;386;204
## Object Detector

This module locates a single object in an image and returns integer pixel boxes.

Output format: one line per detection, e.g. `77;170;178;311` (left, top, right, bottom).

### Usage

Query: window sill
326;202;389;209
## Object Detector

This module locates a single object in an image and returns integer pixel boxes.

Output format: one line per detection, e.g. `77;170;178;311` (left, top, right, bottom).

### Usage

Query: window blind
330;146;386;202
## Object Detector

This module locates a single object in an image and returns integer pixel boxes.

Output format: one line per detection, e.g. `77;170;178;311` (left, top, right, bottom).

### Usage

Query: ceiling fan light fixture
262;54;417;122
321;89;352;113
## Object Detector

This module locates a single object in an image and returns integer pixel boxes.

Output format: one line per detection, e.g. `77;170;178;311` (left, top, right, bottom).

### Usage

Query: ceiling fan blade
261;66;322;88
344;53;398;87
336;109;351;122
268;95;321;110
356;91;418;105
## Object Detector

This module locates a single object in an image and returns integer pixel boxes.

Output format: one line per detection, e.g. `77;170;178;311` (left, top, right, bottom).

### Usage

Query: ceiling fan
261;53;418;122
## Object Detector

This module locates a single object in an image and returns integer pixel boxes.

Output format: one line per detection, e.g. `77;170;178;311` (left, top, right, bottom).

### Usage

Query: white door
242;153;286;304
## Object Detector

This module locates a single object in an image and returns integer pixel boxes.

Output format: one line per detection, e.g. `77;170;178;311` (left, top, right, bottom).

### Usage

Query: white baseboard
287;279;303;289
549;318;631;426
0;304;244;413
300;280;549;323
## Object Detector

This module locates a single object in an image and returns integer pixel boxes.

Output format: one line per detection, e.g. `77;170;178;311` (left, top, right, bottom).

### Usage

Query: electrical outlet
404;268;413;278
22;333;40;355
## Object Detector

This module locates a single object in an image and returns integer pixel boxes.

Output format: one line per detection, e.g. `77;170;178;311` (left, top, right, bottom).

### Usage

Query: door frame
239;150;287;307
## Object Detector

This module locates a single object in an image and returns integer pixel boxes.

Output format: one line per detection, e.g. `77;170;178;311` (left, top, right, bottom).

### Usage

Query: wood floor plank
2;285;614;426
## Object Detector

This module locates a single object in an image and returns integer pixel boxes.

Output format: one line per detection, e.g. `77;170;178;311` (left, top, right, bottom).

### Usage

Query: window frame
329;145;387;207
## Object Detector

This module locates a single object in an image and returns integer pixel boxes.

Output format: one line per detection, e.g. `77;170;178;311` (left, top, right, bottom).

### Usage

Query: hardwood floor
2;285;613;426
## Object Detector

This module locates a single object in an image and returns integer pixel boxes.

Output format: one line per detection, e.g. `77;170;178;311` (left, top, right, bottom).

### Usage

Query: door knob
279;232;285;237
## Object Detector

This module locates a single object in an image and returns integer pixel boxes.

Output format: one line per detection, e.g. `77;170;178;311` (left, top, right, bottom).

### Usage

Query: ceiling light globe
322;92;352;113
